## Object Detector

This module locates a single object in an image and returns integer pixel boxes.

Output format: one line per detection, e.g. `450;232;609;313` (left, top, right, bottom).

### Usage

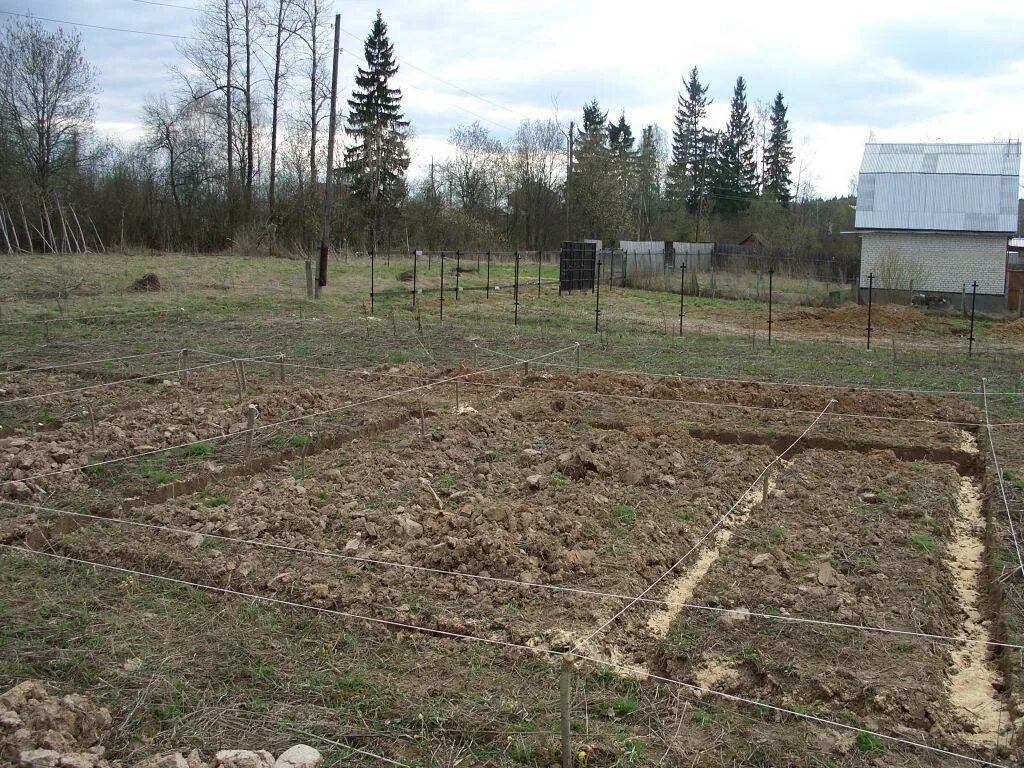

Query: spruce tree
571;100;632;242
711;76;757;215
666;67;710;203
762;92;794;206
608;112;634;155
343;10;409;243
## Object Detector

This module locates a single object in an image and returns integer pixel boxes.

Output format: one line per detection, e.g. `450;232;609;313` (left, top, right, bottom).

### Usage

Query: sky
9;0;1024;198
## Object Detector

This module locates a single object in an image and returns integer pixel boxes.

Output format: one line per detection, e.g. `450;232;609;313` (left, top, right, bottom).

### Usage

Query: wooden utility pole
565;120;573;240
317;13;341;299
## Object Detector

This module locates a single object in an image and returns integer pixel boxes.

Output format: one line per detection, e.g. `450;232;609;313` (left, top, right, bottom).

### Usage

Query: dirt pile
1;680;112;768
130;273;161;292
0;682;323;768
776;303;932;332
994;316;1024;337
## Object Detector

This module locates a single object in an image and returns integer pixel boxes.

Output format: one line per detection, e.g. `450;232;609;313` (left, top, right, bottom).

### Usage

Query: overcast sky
12;0;1024;197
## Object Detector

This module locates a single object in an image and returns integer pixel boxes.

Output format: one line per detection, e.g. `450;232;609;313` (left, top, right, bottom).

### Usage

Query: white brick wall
859;232;1007;295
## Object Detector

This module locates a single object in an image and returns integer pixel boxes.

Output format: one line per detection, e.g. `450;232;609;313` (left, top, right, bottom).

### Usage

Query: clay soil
2;365;1021;765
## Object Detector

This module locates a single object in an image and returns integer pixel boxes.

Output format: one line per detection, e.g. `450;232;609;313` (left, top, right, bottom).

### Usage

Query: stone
58;754;99;768
185;750;208;768
751;553;772;567
273;746;322;768
859;491;878;503
395;514;423;538
817;563;840;587
525;474;545;491
213;751;274;768
18;750;60;768
135;755;189;768
658;474;677;487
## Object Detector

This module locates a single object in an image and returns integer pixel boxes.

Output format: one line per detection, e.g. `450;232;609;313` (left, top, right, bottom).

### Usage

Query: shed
852;141;1021;311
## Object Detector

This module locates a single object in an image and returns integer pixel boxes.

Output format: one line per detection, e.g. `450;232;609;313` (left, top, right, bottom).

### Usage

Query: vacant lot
2;252;1023;767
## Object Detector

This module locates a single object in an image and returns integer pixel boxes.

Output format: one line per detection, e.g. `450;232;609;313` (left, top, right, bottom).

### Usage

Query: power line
0;9;187;39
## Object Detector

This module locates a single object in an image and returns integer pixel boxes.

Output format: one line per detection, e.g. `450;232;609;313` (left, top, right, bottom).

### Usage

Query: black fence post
412;251;417;307
623;254;628;286
679;263;686;336
866;272;874;350
440;251;445;325
514;252;520;326
968;280;978;356
477;251;480;272
485;251;491;299
428;251;432;271
386;250;390;268
767;267;774;346
370;249;375;316
537;250;542;298
595;259;602;332
455;250;461;301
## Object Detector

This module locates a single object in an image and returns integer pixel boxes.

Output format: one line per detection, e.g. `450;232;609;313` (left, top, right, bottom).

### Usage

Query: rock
135;755;189;768
213;751;274;768
49;446;74;465
750;553;772;567
273;746;322;768
18;750;61;768
519;449;542;466
525;474;545;491
6;481;33;500
58;753;100;768
186;534;204;549
185;750;208;768
324;468;343;481
817;563;840;587
859;491;878;503
395;514;422;538
658;474;676;487
344;538;360;553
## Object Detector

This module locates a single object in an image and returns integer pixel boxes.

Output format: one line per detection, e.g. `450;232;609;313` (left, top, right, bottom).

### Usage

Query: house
853;141;1021;311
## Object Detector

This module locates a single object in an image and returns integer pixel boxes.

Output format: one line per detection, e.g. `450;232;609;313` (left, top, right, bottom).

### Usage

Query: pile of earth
0;681;323;768
775;303;932;332
994;316;1024;337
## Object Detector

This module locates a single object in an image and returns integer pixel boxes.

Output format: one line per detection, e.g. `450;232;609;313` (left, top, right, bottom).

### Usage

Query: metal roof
855;142;1021;233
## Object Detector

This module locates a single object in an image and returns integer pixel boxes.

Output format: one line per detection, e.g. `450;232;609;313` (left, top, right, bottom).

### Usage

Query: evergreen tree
666;67;710;203
343;10;409;245
580;99;608;137
608;112;634;155
634;125;663;240
710;76;757;215
571;99;632;242
762;91;794;205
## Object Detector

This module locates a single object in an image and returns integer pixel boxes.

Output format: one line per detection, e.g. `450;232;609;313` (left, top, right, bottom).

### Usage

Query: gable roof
854;142;1021;233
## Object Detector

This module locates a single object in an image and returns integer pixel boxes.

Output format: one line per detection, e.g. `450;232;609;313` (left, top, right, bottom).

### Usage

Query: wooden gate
1008;268;1024;312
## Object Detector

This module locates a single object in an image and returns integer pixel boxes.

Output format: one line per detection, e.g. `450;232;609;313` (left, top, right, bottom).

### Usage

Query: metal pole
866;272;874;350
968;280;978;356
595;258;602;332
440;251;445;325
369;249;375;315
316;13;341;297
537;250;542;298
485;251;491;299
455;250;460;300
560;656;572;768
514;252;520;326
412;251;417;307
767;267;774;346
679;263;686;336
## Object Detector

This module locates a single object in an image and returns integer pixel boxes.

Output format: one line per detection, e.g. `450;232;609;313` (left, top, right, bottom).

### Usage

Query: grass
170;441;213;458
202;494;230;507
908;533;937;552
612;504;638;525
856;731;886;753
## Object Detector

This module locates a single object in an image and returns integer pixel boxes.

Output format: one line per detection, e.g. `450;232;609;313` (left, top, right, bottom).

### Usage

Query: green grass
908;534;937;552
613;504;638;525
856;731;886;753
202;494;230;507
170;441;213;458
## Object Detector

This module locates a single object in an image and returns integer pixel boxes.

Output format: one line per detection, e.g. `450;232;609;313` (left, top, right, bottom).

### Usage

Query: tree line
0;8;855;260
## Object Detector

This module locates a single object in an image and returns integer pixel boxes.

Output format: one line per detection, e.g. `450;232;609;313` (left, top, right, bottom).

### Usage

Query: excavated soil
774;303;935;334
2;365;1018;763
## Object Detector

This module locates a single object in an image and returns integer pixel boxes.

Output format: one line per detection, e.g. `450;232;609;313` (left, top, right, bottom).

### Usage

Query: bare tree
0;17;98;195
266;0;300;214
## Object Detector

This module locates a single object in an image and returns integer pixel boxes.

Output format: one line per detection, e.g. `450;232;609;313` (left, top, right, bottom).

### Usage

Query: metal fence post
514;252;520;326
767;267;774;346
412;250;418;307
968;280;978;356
485;251;491;299
538;250;542;298
440;251;445;325
595;259;602;331
867;272;874;350
455;250;461;300
679;263;686;336
369;249;375;316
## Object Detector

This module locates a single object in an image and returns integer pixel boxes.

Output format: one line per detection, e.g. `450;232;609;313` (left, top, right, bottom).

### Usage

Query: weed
251;662;280;686
288;434;311;448
908;534;936;552
613;504;637;524
315;489;330;501
139;462;176;485
202;494;230;507
767;525;787;544
620;737;645;764
856;731;886;753
171;441;213;457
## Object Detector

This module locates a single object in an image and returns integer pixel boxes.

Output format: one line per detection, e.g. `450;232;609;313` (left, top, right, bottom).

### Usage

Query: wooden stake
180;348;190;386
575;345;580;375
85;404;96;440
278;353;286;384
560;655;572;768
761;470;771;513
419;397;426;437
245;405;257;458
233;360;245;399
455;381;460;410
239;360;247;395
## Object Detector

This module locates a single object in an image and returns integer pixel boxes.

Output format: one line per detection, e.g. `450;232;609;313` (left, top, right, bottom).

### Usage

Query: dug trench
4;371;1022;760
